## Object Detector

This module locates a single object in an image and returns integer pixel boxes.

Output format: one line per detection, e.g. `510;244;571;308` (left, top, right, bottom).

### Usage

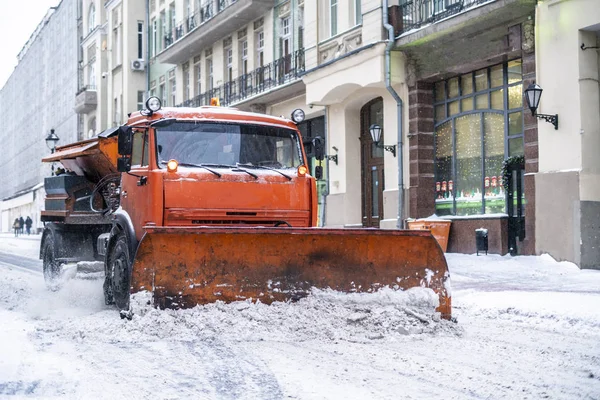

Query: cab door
120;129;152;241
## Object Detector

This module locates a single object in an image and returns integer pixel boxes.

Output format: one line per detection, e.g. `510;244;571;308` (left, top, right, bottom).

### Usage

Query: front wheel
105;232;132;311
42;234;63;291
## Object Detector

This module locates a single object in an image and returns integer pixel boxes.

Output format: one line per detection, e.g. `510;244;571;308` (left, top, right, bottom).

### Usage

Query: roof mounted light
291;108;305;123
145;96;162;113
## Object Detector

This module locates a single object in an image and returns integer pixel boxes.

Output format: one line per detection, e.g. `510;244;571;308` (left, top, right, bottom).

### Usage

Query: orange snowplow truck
40;97;451;318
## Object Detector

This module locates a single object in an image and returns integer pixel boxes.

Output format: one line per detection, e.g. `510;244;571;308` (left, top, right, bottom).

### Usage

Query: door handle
121;191;127;198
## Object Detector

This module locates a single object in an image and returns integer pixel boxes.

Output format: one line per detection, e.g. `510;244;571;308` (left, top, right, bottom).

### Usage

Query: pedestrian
19;216;25;234
25;216;32;235
13;218;20;237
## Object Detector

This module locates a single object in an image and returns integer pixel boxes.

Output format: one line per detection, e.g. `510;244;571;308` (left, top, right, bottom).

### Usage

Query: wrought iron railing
399;0;494;34
162;0;239;52
178;49;305;108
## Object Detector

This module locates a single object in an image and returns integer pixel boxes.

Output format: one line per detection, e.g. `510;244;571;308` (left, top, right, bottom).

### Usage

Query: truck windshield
155;122;303;169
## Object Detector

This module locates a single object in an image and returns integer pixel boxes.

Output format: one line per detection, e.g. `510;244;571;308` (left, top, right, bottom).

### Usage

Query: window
330;0;338;37
256;31;264;85
137;91;145;110
194;59;201;96
240;40;248;75
131;130;149;166
183;63;191;101
206;58;213;91
137;22;144;59
114;97;120;125
113;10;122;67
169;69;176;106
160;11;166;50
151;18;157;57
155;122;303;168
433;59;524;216
225;47;233;82
159;82;166;106
170;3;176;39
240;40;248;90
88;4;96;33
88;117;97;138
88;63;96;88
298;6;304;49
354;0;362;25
279;16;292;74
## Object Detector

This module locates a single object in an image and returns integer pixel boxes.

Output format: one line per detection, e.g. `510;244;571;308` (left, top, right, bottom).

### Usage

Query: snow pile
91;287;461;345
448;252;600;335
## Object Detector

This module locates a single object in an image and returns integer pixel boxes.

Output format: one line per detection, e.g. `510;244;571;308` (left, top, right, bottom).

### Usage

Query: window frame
433;59;524;216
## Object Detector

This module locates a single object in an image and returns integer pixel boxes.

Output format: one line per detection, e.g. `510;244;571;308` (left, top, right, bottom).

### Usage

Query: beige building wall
535;0;600;268
303;1;408;229
105;0;147;125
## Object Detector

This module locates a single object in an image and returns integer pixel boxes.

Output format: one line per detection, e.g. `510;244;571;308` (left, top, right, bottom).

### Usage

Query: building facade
535;0;600;269
0;0;79;233
76;0;148;136
395;0;538;256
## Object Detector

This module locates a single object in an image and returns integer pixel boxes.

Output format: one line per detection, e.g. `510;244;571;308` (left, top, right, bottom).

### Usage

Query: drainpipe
382;0;404;229
145;0;150;95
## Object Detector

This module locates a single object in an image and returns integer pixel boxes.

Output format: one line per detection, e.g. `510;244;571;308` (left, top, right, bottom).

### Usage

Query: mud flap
131;227;451;319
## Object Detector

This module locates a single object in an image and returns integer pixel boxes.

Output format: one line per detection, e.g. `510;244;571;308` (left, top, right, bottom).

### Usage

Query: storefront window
433;59;524;216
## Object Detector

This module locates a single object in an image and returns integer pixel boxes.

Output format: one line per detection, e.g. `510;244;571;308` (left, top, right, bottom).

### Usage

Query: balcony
178;49;305;109
396;0;535;79
157;0;275;65
398;0;495;35
74;85;97;114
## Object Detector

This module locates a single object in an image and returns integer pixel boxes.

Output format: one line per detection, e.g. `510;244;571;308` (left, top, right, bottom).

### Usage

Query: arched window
88;4;96;33
433;59;525;217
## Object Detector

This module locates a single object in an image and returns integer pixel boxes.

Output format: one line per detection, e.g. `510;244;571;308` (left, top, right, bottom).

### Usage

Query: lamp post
45;129;60;153
45;129;60;175
524;83;559;130
369;124;396;157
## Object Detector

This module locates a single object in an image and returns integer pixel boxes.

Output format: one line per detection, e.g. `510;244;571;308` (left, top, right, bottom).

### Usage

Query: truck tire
106;232;131;311
42;233;63;291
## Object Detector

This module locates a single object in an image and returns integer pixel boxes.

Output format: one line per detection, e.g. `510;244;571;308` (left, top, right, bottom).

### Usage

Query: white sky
0;0;61;89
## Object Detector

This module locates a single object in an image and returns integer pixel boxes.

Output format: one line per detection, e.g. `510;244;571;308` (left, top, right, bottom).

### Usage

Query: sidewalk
0;232;42;260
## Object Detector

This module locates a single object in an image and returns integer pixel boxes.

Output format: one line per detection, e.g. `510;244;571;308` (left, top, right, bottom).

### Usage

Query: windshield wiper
230;166;258;179
169;162;222;178
236;163;292;181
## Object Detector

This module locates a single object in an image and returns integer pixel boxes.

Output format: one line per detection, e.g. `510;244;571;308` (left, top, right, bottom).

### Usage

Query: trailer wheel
107;232;131;311
42;234;63;291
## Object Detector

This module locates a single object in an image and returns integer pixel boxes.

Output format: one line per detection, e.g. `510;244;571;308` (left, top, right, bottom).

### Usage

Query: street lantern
524;83;543;116
523;83;558;130
45;129;60;153
369;124;382;144
368;123;396;157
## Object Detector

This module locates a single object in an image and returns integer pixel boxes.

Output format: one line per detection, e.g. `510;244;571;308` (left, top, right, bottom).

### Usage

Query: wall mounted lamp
369;124;396;157
326;146;339;165
581;43;600;51
524;84;558;130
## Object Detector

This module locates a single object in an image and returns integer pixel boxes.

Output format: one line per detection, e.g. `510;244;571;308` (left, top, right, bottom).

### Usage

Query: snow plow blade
131;227;451;319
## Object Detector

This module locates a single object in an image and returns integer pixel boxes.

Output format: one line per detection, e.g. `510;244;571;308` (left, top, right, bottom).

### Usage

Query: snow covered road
0;234;599;399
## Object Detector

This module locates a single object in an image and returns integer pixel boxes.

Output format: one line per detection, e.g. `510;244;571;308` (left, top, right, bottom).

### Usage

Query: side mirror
118;126;133;156
117;157;131;172
313;136;324;161
314;165;323;180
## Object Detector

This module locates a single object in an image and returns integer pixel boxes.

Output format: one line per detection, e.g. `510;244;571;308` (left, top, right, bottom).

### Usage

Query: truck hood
162;168;312;227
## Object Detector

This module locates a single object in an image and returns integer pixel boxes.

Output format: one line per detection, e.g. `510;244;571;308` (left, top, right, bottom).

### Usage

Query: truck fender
40;223;59;260
106;209;138;265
